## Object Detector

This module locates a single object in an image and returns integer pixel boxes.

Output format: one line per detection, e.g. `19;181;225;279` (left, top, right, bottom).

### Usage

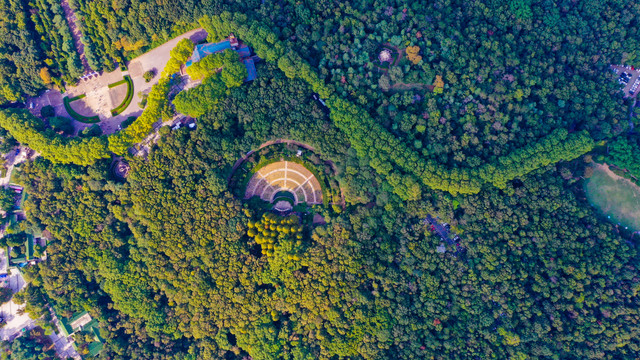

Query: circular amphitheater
244;161;323;206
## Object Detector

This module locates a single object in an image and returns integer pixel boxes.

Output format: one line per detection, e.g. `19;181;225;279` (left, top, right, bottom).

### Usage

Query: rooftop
185;36;257;82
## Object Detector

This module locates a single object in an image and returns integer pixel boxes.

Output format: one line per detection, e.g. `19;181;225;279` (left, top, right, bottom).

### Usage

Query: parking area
612;65;640;98
0;268;35;341
48;314;81;360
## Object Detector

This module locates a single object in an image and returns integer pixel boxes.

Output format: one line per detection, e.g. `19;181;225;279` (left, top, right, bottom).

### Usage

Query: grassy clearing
63;96;100;123
108;78;128;88
68;94;86;101
110;76;134;116
585;164;640;230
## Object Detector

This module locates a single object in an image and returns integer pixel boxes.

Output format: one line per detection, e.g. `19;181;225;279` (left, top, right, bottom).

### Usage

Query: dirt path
60;0;91;73
599;163;639;185
391;82;433;91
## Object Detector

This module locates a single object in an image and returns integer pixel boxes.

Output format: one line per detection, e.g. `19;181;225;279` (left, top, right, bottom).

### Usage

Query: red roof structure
229;33;239;49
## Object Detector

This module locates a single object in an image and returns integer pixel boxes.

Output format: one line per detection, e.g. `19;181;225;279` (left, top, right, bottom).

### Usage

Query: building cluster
57;310;105;357
181;33;258;81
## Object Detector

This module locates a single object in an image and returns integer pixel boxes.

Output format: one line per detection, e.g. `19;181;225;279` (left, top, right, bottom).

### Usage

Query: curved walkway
244;161;323;205
229;139;336;182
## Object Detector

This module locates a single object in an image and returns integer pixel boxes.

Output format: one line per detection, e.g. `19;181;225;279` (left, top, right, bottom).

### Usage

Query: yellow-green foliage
108;77;171;154
109;40;194;154
161;38;195;77
247;212;303;259
186;49;239;81
0;109;109;165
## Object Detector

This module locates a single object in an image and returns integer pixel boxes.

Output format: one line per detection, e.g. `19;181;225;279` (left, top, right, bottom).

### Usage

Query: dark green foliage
0;287;11;304
40;105;55;118
30;0;84;82
12;59;640;358
2;332;55;359
78;124;102;138
143;70;155;83
2;233;27;247
48;116;74;135
606;135;640;179
0;109;108;165
67;0;254;71
0;126;18;153
0;0;46;103
3;2;640;360
120;116;136;129
0;187;14;212
173;73;229;117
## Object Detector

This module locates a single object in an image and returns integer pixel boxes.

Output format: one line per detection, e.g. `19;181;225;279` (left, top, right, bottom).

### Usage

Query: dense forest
1;0;640;359
0;0;86;104
12;64;640;359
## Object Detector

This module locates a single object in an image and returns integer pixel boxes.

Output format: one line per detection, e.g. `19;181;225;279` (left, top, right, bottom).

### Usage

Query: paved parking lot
612;65;640;98
0;268;35;342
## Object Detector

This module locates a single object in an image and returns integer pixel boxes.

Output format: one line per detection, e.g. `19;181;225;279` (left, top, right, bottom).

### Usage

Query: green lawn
585;164;640;230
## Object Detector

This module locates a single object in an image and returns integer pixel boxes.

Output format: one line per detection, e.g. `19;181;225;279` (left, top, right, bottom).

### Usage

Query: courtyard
29;28;207;135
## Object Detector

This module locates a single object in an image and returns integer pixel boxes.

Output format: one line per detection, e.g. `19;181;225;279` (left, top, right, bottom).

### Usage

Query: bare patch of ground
585;163;640;230
108;85;129;109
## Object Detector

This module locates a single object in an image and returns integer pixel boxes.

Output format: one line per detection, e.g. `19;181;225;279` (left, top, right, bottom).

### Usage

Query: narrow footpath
59;0;91;73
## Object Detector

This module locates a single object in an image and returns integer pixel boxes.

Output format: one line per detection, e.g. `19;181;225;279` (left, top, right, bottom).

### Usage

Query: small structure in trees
184;34;257;82
58;310;105;356
379;49;393;63
229;33;239;49
112;160;130;180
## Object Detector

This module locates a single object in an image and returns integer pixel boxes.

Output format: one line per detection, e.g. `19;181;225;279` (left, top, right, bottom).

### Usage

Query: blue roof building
185;34;257;82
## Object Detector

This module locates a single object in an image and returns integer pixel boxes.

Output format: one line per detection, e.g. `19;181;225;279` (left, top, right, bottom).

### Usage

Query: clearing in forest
245;161;323;205
585;164;640;230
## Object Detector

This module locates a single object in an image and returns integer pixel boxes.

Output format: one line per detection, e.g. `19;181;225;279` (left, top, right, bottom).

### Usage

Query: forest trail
391;82;433;91
59;0;91;73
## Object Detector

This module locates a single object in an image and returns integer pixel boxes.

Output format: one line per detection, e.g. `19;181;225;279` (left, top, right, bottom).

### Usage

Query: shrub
68;94;86;101
143;69;156;82
40;105;54;118
0;287;12;305
120;116;136;129
79;124;103;138
49;116;74;135
108;78;127;88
